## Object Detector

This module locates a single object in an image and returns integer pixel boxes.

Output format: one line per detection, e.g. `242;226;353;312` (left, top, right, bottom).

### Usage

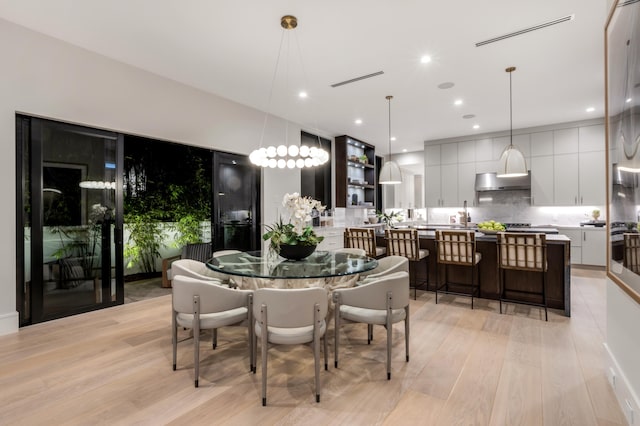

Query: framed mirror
606;0;640;304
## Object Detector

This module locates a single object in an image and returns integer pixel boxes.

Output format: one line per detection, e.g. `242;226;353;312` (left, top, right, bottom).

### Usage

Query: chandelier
249;15;329;169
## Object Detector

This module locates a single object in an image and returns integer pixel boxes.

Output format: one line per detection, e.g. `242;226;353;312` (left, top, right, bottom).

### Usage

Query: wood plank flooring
0;268;626;425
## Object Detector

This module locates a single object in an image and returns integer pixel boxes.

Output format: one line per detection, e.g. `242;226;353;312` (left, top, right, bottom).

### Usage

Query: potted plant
359;154;368;164
263;193;325;260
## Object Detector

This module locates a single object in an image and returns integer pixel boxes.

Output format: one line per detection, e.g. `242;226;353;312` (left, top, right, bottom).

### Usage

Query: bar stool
623;233;640;273
344;227;387;259
434;230;481;309
497;232;548;321
385;229;429;299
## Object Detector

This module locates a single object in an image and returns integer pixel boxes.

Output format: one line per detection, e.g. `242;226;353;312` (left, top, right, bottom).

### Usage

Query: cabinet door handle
574;196;577;205
583;232;586;241
581;196;583;205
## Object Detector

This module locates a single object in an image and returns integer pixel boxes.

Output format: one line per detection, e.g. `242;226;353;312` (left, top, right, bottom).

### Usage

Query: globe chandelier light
378;95;402;184
249;15;329;169
496;66;528;178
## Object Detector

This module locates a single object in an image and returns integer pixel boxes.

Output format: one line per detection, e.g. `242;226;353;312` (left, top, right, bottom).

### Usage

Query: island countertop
374;231;571;316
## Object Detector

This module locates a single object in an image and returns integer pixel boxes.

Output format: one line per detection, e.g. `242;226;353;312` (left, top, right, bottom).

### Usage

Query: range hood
475;172;531;191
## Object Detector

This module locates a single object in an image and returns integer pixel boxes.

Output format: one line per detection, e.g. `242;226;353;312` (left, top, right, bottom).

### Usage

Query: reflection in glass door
17;116;123;324
213;152;260;251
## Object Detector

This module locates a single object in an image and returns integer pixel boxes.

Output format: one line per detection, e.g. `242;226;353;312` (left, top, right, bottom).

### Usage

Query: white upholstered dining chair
332;271;410;380
172;275;253;387
357;255;409;285
252;287;328;406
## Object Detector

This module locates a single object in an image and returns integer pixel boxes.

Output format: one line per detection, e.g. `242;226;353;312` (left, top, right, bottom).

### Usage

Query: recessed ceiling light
355;119;362;125
454;99;463;106
390;136;397;141
462;114;475;119
473;124;480;129
586;107;595;112
438;82;455;89
298;91;308;98
626;98;632;103
402;148;408;152
420;55;432;64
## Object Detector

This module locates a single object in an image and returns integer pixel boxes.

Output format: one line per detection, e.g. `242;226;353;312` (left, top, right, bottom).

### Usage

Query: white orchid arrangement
263;193;326;252
282;192;326;233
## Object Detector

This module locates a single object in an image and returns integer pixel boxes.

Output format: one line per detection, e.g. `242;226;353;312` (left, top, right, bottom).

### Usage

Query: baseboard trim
604;342;640;425
0;311;19;336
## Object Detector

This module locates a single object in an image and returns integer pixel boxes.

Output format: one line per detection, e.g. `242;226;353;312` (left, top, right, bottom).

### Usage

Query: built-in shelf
335;135;377;208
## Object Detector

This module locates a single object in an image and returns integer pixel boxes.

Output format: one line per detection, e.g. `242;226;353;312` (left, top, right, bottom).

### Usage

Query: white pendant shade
496;66;527;178
496;145;528;177
379;95;402;185
379;160;403;184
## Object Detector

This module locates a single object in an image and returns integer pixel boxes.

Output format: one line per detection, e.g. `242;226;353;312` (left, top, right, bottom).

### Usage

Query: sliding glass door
17;116;124;324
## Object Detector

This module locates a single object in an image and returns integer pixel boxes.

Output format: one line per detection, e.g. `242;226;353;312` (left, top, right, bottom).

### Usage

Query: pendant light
379;95;402;184
496;66;528;178
249;15;329;169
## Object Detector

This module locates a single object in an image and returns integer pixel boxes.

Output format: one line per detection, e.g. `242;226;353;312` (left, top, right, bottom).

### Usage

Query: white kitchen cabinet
441;164;458;207
441;143;458;165
425;163;458;207
562;229;583;264
458;162;476;206
579;124;605;153
425;165;442;206
315;227;344;251
395;169;415;209
554;128;579;154
531;156;554;206
552;151;605;206
458;141;475;163
413;174;424;208
475;138;493;162
581;228;606;266
531;131;554;156
554;153;580;205
557;227;606;266
425;145;441;166
579;151;606;206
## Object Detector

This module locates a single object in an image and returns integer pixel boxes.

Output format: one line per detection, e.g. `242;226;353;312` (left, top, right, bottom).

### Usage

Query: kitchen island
376;231;571;316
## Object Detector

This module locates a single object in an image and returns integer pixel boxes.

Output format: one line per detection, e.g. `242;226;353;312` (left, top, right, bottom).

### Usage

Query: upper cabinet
422;122;605;208
551;125;605;206
334;135;376;208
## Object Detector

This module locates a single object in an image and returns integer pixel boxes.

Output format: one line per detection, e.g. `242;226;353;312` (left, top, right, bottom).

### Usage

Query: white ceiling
0;1;609;154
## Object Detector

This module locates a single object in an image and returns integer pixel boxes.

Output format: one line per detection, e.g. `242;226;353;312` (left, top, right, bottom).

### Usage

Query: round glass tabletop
206;250;378;279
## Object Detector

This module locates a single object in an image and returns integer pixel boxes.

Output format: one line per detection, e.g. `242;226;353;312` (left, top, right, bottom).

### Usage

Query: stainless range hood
475;172;531;191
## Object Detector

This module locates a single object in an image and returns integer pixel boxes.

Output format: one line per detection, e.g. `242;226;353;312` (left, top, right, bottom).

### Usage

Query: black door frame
16;116;124;325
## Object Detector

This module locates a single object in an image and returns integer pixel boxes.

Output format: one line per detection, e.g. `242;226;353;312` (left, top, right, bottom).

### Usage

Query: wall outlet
609;367;617;389
626;399;634;425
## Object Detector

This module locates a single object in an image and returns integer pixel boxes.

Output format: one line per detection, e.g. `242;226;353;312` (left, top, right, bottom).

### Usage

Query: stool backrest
435;230;476;266
623;233;640;273
344;228;378;258
497;232;547;272
385;229;420;261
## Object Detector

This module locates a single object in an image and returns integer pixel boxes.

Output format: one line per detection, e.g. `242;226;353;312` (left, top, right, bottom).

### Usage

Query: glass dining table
206;250;378;290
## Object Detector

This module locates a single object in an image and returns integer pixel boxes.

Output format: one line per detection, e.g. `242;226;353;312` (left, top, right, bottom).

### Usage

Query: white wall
606;280;640;423
0;18;326;334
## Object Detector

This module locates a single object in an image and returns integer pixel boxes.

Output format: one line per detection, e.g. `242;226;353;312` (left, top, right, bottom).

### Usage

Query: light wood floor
0;268;625;425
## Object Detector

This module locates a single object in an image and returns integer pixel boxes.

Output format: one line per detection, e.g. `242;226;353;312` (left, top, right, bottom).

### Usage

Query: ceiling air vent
475;14;574;47
330;71;384;88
